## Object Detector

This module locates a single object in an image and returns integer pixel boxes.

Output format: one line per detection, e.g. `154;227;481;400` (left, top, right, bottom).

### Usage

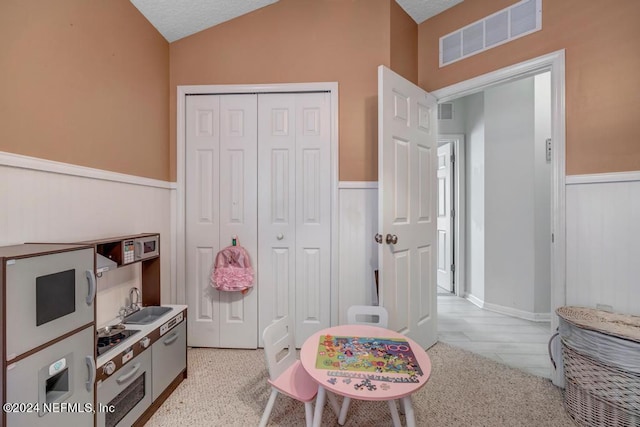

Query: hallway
437;294;553;378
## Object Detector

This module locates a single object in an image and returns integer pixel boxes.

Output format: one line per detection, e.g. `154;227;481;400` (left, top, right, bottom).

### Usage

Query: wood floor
437;294;553;378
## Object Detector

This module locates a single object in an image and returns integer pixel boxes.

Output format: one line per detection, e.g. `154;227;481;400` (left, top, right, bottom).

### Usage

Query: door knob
386;234;398;245
375;233;383;244
277;233;284;240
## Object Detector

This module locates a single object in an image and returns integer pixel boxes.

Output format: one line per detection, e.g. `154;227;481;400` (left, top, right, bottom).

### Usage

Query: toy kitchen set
0;233;187;427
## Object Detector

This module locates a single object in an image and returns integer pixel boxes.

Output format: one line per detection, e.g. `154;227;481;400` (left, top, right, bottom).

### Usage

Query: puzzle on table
315;335;423;377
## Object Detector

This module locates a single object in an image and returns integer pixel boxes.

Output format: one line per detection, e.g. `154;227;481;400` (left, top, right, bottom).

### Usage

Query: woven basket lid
557;306;640;343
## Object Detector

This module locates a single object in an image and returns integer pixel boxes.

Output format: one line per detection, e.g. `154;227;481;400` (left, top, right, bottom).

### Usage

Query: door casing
433;50;566;386
437;134;466;297
176;82;340;335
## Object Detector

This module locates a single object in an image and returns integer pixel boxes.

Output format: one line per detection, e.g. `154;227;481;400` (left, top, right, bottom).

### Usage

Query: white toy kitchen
0;233;187;427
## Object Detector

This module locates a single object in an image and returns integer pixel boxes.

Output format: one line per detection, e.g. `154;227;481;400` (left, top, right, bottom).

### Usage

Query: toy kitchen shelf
81;233;161;307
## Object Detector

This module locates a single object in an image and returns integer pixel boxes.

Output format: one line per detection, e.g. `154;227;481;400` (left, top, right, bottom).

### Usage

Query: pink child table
300;324;432;427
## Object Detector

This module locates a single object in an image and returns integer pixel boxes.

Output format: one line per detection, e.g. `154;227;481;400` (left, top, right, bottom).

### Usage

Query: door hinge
546;138;552;162
552;233;555;243
450;153;455;163
451;209;455;219
451;264;455;272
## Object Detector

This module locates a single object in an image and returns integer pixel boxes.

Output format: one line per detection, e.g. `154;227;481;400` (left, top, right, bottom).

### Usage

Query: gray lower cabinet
5;326;94;427
152;321;186;401
96;349;152;427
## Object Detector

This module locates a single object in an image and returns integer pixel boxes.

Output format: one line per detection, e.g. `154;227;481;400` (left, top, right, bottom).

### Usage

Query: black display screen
143;240;156;254
36;269;76;326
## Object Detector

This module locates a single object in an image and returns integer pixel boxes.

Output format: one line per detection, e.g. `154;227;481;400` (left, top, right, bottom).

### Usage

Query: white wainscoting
338;182;378;324
0;152;174;326
566;171;640;316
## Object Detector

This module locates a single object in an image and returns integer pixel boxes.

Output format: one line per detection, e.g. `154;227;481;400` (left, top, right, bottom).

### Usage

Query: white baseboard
465;294;551;322
465;293;484;309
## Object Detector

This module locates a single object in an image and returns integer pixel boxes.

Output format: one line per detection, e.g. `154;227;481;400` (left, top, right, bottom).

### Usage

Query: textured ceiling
130;0;463;43
396;0;464;24
130;0;279;43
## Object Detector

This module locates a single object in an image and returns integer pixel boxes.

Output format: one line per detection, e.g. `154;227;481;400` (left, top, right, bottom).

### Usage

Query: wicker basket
558;307;640;427
565;378;640;427
562;343;640;426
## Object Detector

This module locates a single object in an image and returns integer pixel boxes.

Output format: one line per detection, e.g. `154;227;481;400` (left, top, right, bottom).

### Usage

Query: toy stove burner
97;327;140;356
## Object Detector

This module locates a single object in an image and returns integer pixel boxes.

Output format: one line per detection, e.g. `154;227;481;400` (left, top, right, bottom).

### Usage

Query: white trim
465;294;550;322
566;171;640;185
330;85;340;327
437;134;465;299
433;50;563;103
176;82;340;323
465;293;484;309
178;82;336;95
338;181;378;189
169;190;178;304
434;50;566;385
0;150;175;190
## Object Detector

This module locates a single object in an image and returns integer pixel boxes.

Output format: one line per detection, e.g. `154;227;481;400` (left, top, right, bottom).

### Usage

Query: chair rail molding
566;170;640;185
0;150;175;189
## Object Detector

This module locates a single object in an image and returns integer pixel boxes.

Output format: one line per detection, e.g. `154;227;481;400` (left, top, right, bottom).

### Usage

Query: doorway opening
432;50;566;385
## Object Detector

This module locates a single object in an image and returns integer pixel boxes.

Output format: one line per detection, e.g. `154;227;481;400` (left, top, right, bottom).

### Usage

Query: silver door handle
86;270;96;305
163;332;179;346
116;363;141;384
85;356;96;392
375;233;383;244
386;234;398;245
277;233;284;240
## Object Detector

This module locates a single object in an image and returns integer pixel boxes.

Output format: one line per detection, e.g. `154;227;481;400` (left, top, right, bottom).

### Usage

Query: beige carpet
146;343;574;426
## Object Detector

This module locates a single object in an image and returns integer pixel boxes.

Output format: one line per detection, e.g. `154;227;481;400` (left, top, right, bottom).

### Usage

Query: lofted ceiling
130;0;463;43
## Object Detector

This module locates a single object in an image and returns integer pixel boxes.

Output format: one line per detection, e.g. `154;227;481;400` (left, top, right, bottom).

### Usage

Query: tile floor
437;294;553;378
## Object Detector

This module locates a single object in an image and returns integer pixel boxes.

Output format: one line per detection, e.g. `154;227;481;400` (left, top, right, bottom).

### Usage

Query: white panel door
186;94;221;348
437;142;453;292
218;95;258;348
186;94;258;348
294;92;332;344
258;92;332;347
258;93;297;345
378;65;438;349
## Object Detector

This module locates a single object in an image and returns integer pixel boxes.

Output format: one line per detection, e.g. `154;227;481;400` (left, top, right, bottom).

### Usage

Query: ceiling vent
438;103;454;120
439;0;541;67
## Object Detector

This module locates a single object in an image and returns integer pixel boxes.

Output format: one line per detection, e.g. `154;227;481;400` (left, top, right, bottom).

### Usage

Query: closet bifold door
258;92;332;348
218;94;258;349
185;94;258;349
186;94;221;348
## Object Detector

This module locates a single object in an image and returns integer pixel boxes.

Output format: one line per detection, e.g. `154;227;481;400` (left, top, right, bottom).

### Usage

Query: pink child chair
259;316;318;427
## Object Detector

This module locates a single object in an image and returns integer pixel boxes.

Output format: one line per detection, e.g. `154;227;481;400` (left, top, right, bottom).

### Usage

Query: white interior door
258;92;332;347
378;65;438;349
437;142;454;292
218;95;258;348
257;93;297;345
186;94;258;348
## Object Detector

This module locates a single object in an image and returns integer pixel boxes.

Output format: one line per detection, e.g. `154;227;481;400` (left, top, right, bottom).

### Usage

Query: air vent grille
439;0;541;67
438;103;454;120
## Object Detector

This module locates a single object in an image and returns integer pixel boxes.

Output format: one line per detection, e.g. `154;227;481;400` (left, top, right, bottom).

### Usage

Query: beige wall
418;0;640;175
170;0;416;182
0;0;170;181
10;1;632;179
390;0;418;85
